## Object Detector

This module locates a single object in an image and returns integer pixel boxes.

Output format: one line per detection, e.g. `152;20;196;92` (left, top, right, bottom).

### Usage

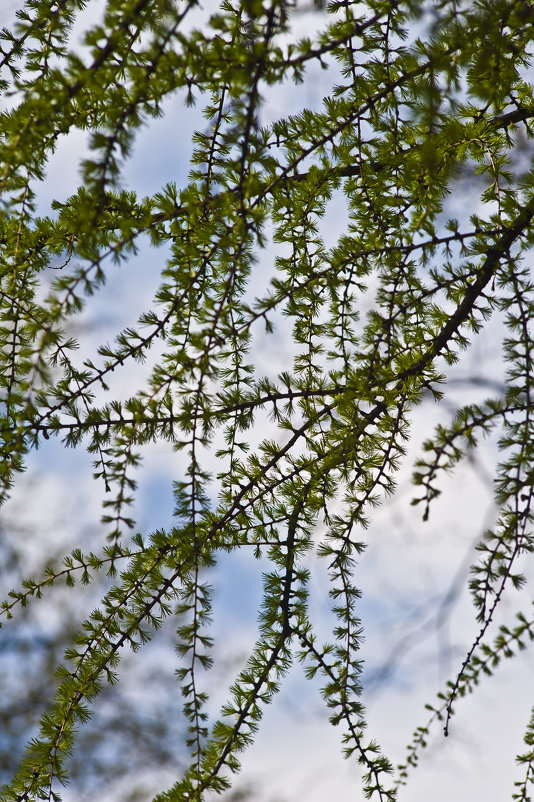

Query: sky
1;2;534;802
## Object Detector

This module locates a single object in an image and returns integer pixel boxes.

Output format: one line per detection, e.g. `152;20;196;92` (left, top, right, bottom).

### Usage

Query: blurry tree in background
1;0;534;800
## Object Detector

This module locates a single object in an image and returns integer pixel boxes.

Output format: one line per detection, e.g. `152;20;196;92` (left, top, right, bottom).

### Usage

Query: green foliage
1;0;534;799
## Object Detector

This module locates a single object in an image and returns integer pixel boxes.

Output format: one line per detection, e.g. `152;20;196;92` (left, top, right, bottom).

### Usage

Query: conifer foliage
1;0;534;799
